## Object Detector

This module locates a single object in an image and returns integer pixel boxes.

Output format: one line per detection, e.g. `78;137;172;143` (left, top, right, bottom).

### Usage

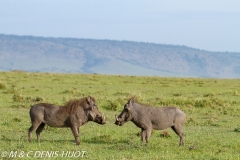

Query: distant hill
0;34;240;78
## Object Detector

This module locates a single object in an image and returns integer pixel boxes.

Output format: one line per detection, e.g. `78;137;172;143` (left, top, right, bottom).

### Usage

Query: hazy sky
1;0;240;52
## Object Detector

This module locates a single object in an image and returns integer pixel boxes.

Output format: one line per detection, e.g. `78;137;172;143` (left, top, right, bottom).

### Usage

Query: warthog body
28;96;105;145
115;98;186;146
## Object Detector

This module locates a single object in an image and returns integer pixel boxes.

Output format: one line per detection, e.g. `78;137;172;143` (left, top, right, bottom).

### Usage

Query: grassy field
1;71;240;159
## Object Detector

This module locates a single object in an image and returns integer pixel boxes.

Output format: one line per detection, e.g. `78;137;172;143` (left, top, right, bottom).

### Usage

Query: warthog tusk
101;113;105;120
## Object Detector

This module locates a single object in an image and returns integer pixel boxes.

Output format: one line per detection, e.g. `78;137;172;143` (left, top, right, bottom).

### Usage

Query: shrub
102;97;128;111
12;93;24;102
160;131;171;138
233;90;239;96
234;127;240;132
194;99;208;108
13;117;21;122
0;83;7;90
203;93;214;97
35;96;44;102
25;96;44;102
13;93;44;103
11;105;26;108
172;93;182;97
104;100;122;111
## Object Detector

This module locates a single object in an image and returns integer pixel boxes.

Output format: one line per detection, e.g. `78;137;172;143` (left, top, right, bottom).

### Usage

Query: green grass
1;71;240;159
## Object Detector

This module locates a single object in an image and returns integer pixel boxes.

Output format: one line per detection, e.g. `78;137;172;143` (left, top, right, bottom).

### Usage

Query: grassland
1;71;240;159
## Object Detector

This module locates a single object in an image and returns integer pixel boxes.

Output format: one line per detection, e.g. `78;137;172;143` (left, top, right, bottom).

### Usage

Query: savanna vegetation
0;71;240;159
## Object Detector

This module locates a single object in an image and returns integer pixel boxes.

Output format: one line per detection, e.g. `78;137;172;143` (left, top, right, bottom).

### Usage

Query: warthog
115;97;186;146
28;96;105;145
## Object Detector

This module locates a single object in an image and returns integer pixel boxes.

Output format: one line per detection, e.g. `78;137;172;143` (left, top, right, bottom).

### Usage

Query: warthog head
115;97;134;126
87;96;106;125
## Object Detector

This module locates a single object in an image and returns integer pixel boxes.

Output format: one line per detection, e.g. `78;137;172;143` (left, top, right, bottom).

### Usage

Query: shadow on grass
84;135;128;144
26;138;128;145
1;134;128;145
1;135;76;145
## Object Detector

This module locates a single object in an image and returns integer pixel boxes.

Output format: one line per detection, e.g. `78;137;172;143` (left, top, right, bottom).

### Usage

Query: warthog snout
95;114;106;125
115;115;120;125
114;115;124;126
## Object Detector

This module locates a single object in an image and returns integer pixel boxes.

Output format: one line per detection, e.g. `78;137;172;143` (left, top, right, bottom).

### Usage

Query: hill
0;34;240;78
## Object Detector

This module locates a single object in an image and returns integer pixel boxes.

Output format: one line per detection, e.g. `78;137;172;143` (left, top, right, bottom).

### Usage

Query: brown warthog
115;97;186;146
28;96;105;145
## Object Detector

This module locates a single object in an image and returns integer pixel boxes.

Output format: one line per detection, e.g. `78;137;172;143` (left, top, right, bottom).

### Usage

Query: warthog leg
171;125;184;146
141;128;152;143
36;123;45;143
28;121;42;142
70;126;80;145
141;129;146;142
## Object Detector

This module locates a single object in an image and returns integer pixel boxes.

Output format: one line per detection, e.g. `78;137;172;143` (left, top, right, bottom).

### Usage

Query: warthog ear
87;96;91;103
129;97;134;105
